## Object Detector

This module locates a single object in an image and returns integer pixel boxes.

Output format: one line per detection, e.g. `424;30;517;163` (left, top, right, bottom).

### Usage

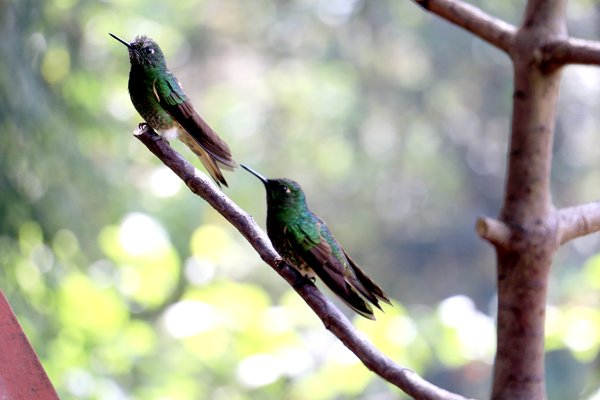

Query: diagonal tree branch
557;201;600;245
133;123;474;400
412;0;516;54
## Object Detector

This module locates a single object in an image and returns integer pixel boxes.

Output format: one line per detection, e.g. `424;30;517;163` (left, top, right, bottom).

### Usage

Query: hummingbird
241;164;391;320
109;33;236;187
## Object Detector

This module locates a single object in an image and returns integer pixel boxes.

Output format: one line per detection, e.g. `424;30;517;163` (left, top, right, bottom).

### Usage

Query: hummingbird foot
135;123;163;143
276;259;313;289
133;122;149;136
274;257;285;269
134;122;161;142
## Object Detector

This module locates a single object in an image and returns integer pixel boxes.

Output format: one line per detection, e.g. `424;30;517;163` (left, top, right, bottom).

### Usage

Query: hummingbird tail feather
200;155;228;187
179;102;237;169
340;285;377;320
216;159;236;172
314;264;376;320
344;251;392;308
178;131;228;187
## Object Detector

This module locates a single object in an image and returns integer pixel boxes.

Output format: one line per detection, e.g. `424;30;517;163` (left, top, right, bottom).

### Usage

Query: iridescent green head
109;33;166;69
241;164;307;210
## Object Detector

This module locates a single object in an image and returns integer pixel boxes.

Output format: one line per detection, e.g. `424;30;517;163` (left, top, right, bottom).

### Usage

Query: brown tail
178;130;230;187
343;250;392;310
168;98;236;186
312;259;377;320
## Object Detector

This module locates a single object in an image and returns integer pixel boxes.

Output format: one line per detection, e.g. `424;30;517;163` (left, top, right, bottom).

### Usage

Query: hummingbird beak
109;33;132;49
241;164;269;185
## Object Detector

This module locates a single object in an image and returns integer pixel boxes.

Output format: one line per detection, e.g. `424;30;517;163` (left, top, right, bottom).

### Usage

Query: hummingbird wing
153;73;237;171
284;218;377;320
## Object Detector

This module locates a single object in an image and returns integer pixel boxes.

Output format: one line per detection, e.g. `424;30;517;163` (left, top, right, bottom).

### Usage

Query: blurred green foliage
1;0;600;399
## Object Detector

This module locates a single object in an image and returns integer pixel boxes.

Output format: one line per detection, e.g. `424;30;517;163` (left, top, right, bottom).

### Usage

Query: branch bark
413;0;516;54
539;37;600;68
557;201;600;245
133;124;473;400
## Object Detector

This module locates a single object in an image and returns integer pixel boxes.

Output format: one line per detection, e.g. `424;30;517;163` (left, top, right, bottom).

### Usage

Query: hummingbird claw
133;122;151;137
274;257;285;269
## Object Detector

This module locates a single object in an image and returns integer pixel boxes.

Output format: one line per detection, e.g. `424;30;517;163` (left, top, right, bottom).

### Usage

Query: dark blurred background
1;0;600;398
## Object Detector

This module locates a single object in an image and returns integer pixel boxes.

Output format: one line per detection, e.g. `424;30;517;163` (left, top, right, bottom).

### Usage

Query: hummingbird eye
145;47;154;55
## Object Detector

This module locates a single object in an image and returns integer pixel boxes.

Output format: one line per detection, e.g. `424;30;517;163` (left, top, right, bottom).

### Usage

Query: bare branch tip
476;216;512;249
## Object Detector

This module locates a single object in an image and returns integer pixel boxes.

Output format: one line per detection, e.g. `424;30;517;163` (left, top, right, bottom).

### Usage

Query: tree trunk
492;1;566;399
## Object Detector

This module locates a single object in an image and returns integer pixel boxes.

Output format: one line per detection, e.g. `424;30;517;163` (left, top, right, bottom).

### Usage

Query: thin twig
412;0;516;54
562;38;600;65
476;217;512;250
557;201;600;245
133;124;474;400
